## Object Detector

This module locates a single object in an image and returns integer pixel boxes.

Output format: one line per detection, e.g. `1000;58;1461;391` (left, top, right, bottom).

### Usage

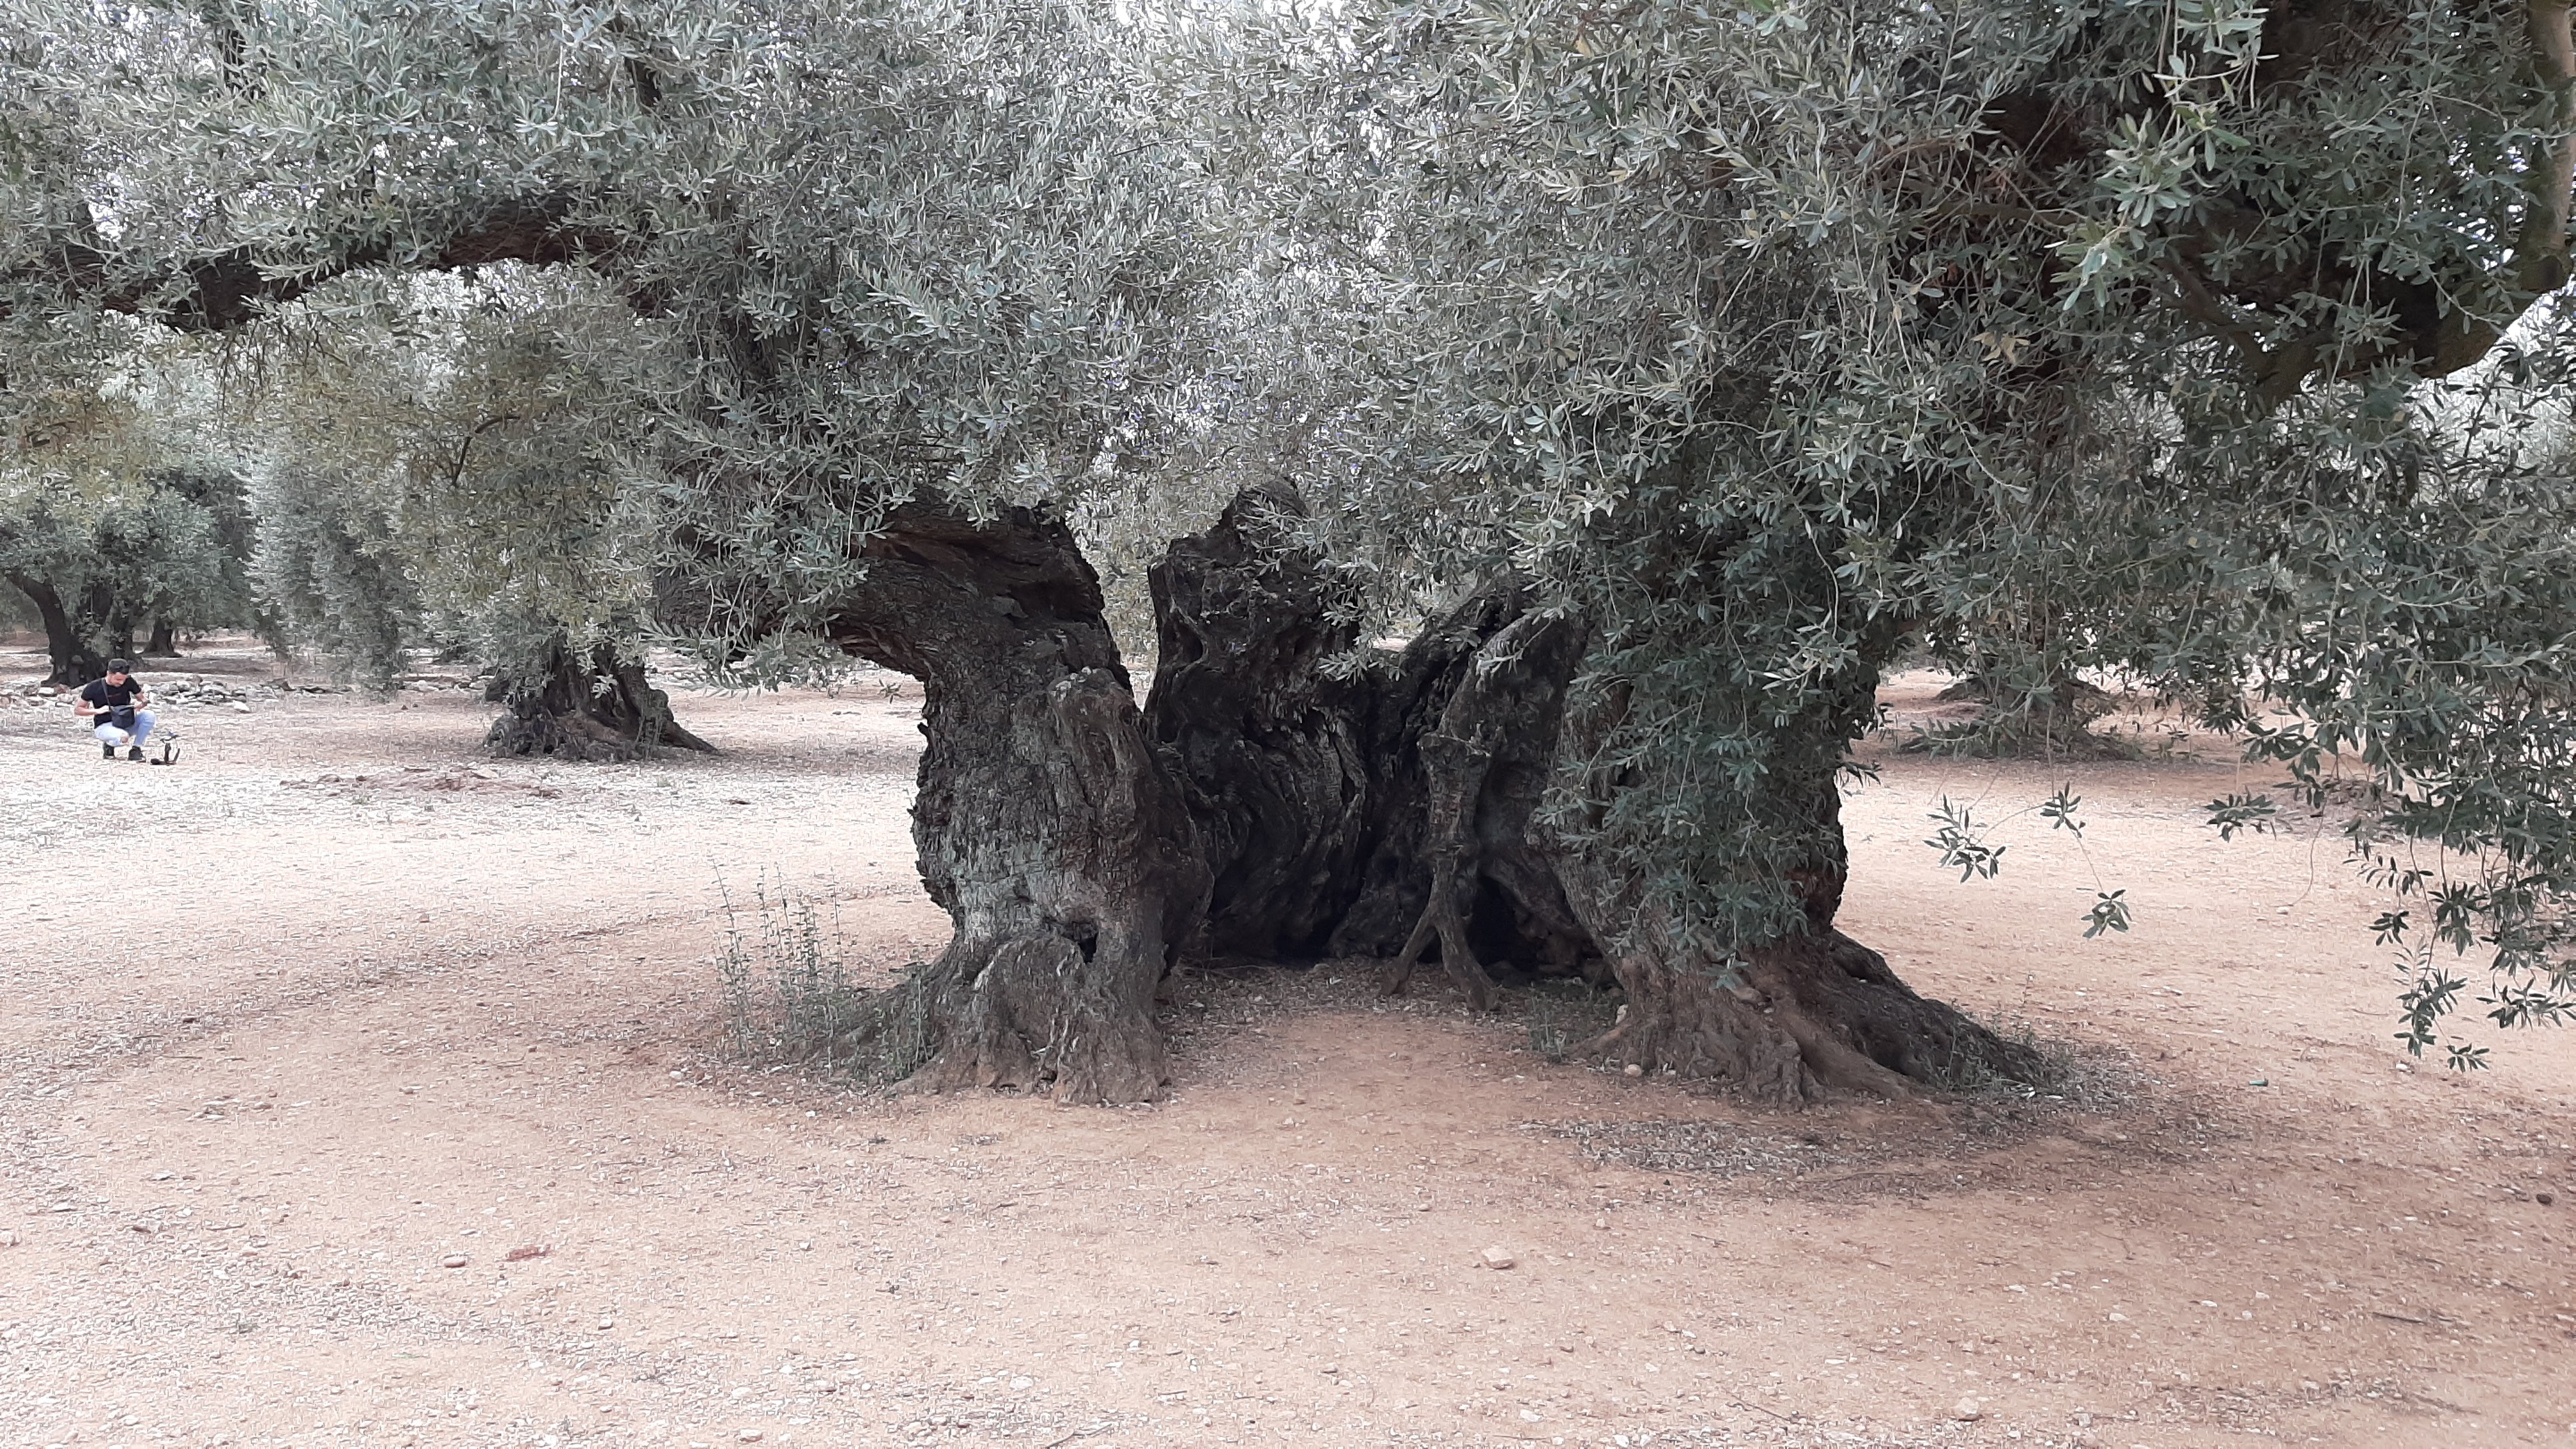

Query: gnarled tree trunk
1143;488;1374;960
484;640;715;762
1910;665;2130;760
1370;596;1595;1008
1545;768;2041;1103
1141;500;1595;988
1533;647;2048;1102
824;499;1208;1105
1142;492;2039;1103
145;618;180;657
1324;581;1582;967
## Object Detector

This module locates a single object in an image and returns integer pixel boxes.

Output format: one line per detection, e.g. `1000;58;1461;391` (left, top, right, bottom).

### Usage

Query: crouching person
75;659;155;761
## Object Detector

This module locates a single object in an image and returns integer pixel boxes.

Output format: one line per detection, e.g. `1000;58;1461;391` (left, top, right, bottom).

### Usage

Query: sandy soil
1;641;2570;1449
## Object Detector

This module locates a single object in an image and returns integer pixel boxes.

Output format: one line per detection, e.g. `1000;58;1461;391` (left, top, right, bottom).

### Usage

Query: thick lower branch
821;499;1206;1104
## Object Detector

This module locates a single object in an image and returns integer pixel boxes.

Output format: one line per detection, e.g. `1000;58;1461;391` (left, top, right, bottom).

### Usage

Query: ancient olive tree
16;0;2576;1103
0;288;254;683
1162;0;2576;1094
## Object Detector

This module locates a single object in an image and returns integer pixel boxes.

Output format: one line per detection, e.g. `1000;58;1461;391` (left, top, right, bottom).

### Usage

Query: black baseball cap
105;658;131;674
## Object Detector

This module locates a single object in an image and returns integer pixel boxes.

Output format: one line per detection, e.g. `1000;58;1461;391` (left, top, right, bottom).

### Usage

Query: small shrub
714;873;932;1084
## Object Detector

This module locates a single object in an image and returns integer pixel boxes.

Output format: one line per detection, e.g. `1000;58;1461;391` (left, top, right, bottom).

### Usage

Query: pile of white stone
1;674;261;712
145;673;261;707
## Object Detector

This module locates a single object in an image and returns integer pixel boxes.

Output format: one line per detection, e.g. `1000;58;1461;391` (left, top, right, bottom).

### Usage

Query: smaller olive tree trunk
1141;498;1595;985
1143;487;1376;960
484;640;714;761
1369;599;1594;1008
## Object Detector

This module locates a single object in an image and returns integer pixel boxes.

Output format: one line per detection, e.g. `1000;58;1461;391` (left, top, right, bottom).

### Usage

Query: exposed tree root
1567;929;2045;1103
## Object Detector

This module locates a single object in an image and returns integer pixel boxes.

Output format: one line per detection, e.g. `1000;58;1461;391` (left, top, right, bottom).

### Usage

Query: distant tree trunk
484;640;714;761
1141;491;2041;1104
820;498;1208;1105
6;574;109;685
1913;661;2129;759
145;618;179;657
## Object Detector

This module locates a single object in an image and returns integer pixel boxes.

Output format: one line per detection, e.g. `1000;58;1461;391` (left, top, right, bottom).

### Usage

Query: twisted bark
1546;781;2043;1103
5;573;110;686
1368;597;1595;1008
825;500;1208;1104
1144;489;1373;959
484;640;714;762
1139;502;1594;986
1143;496;2042;1103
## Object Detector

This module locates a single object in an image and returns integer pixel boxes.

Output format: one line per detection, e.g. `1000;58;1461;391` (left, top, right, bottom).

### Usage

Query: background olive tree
235;265;712;754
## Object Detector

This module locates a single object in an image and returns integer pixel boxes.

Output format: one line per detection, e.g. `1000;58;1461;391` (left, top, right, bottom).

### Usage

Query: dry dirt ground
3;640;2572;1449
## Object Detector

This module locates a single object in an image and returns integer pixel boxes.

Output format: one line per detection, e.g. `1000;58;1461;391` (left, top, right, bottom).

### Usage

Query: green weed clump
714;874;931;1084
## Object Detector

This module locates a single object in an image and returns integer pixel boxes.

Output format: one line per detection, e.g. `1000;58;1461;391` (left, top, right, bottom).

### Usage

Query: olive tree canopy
8;0;2573;1095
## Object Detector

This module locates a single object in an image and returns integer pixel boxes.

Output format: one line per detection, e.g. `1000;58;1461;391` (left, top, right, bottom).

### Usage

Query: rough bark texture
1142;496;2042;1103
1324;583;1533;960
1143;489;1373;960
1544;696;2048;1104
483;641;715;762
1370;601;1597;1008
1139;506;1595;988
825;499;1208;1105
145;618;179;657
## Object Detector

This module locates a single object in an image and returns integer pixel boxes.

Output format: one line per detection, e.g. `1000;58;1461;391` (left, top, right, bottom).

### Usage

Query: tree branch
2516;0;2576;298
66;196;629;333
445;413;525;496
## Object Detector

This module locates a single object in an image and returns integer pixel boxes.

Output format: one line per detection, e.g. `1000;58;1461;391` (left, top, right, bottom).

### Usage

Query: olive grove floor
0;638;2569;1449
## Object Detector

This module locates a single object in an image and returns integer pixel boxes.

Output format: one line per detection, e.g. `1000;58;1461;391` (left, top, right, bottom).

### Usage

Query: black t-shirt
79;675;146;725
